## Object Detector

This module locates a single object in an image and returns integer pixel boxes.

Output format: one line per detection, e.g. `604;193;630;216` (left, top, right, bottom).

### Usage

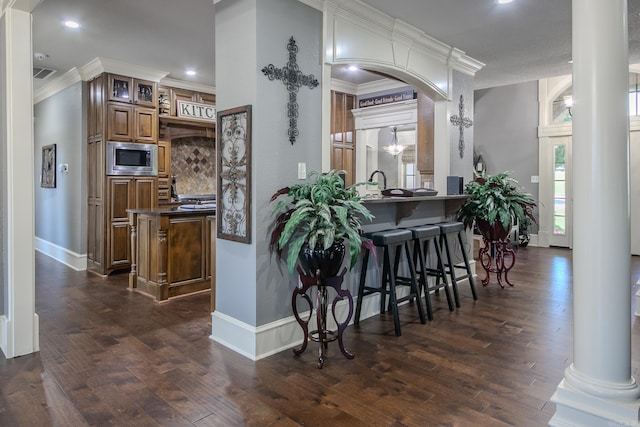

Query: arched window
552;72;640;123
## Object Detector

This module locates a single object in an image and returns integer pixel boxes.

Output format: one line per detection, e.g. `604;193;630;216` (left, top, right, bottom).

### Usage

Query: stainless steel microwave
106;141;158;176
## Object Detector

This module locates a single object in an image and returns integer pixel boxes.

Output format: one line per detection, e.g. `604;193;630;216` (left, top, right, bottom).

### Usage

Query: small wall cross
450;94;473;158
262;36;319;145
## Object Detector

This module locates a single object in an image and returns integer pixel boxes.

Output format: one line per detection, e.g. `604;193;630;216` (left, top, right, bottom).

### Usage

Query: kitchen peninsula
128;206;215;302
361;194;468;231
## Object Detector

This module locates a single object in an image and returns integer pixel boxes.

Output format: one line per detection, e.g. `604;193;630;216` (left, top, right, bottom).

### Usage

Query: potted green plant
456;171;536;241
270;170;374;277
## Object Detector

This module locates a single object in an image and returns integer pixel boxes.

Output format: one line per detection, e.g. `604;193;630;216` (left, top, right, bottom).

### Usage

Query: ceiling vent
33;67;57;80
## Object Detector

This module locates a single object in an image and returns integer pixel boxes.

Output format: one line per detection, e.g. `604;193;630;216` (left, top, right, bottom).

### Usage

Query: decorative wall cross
450;94;473;158
262;36;319;145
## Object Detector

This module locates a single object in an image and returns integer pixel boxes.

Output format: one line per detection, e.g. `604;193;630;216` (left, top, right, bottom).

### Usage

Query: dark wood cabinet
107;104;157;142
417;90;435;177
106;177;157;270
129;210;212;302
108;74;157;108
162;86;216;117
330;91;356;186
88;72;159;275
197;92;216;105
157;140;171;202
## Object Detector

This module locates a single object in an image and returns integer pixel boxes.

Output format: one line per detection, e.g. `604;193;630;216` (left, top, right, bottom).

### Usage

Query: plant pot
298;240;346;278
476;218;510;241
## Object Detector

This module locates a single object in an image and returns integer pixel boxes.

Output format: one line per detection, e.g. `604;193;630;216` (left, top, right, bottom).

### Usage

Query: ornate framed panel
217;105;252;243
41;144;56;188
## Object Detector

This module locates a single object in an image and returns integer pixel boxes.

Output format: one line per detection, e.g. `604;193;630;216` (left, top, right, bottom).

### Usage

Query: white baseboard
211;295;375;361
0;315;6;358
35;237;87;271
210;277;477;361
0;313;39;358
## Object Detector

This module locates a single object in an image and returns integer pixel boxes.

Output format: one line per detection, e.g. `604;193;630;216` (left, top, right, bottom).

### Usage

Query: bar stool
355;229;426;336
435;221;478;307
406;225;455;319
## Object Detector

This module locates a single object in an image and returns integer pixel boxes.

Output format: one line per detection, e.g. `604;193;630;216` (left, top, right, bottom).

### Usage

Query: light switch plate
298;162;306;180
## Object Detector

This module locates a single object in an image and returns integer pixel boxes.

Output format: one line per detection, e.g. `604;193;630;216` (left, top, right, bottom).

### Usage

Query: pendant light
383;126;405;158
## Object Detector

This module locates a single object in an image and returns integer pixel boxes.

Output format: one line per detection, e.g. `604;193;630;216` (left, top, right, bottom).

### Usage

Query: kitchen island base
128;208;213;302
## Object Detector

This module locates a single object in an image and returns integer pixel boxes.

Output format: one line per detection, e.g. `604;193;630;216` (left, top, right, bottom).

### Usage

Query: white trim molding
34;237;87;271
210;274;476;361
322;0;483;101
80;56;169;83
33;67;82;104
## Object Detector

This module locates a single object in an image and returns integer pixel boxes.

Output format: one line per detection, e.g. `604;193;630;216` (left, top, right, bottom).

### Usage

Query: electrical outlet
531;175;539;183
298;162;306;180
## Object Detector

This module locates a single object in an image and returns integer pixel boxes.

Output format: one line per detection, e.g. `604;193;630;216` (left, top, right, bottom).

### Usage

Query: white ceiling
31;0;640;91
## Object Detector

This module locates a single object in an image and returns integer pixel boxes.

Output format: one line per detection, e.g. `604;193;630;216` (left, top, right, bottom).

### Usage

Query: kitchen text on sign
177;100;216;122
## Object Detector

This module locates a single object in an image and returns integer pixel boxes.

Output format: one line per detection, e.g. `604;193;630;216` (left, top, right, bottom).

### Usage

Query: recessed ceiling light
64;20;80;29
185;70;197;76
498;0;513;3
348;65;358;71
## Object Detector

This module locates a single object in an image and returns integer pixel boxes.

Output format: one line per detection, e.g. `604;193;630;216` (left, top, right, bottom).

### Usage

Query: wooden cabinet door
330;91;356;186
157;140;171;177
108;177;132;222
133;78;157;108
95;75;104;137
417;91;435;175
134;177;158;210
107;177;133;268
108;74;134;103
107;104;134;141
171;88;195;116
197;92;216;105
134;107;158;142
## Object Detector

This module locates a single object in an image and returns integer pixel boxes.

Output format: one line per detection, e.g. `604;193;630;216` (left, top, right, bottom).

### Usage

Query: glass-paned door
550;138;572;247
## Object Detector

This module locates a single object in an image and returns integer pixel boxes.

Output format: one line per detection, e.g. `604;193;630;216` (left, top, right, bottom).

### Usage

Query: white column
0;6;39;358
551;0;640;424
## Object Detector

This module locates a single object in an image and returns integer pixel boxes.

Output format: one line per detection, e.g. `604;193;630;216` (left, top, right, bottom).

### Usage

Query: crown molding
296;0;322;10
78;57;169;83
356;79;408;96
448;47;485;76
330;78;357;94
33;67;82;104
159;77;216;94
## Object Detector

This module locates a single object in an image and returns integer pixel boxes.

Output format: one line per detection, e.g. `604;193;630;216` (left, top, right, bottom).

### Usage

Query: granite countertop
128;206;216;216
362;194;467;204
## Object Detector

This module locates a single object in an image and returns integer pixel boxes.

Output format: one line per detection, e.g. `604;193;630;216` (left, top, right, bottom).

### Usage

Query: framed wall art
41;144;56;188
217;105;252;243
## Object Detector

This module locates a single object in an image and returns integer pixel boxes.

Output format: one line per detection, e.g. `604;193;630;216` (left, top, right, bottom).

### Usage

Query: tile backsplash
171;136;216;196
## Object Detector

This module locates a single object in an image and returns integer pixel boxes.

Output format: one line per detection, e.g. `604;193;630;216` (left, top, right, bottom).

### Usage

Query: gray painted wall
474;80;540;231
34;82;87;254
215;0;322;326
0;15;6;316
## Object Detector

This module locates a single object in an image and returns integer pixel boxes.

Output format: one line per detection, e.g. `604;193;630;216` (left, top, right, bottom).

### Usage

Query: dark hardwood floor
2;248;640;426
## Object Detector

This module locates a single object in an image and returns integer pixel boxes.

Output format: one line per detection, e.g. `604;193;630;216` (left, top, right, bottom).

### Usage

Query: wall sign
358;89;415;108
177;100;216;122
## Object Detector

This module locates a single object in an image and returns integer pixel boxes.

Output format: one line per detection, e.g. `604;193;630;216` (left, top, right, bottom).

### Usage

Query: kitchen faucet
369;169;387;190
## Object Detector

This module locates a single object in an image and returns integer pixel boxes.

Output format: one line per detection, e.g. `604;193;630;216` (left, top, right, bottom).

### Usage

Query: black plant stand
291;266;354;368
